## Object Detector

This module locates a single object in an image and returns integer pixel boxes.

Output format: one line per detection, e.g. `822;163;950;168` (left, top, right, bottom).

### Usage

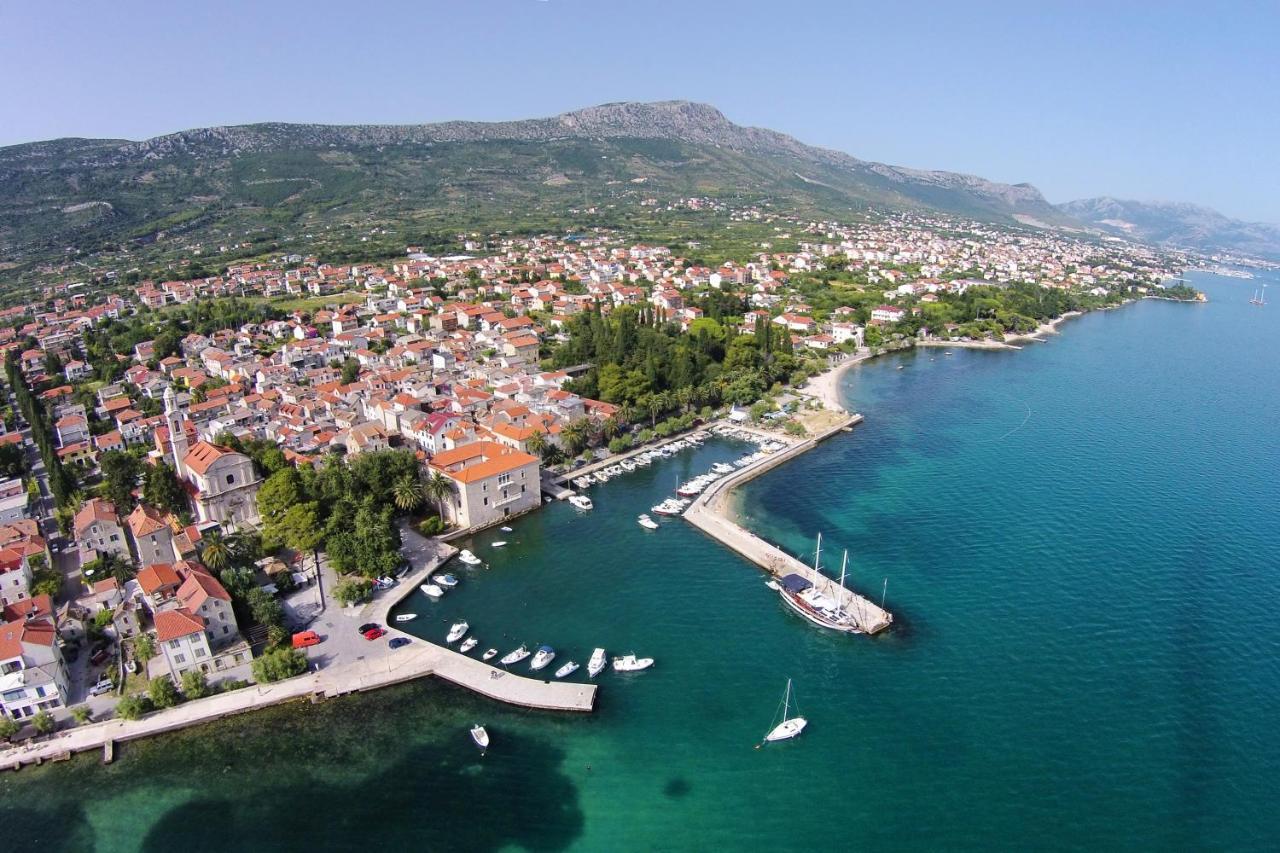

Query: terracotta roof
429;440;538;484
177;569;231;610
137;562;180;595
127;503;169;537
182;441;236;475
74;497;119;535
154;607;205;642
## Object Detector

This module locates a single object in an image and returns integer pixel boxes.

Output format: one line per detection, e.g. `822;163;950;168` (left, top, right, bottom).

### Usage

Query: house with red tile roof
428;441;540;530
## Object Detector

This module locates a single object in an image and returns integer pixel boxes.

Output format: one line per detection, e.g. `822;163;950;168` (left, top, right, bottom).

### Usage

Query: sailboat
774;536;863;634
761;678;807;744
1250;283;1267;306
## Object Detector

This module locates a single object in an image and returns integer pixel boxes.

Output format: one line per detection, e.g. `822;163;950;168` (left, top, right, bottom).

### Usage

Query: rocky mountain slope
1059;197;1280;261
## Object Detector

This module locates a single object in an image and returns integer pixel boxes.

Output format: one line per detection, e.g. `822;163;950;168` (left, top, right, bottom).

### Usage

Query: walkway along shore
682;414;894;635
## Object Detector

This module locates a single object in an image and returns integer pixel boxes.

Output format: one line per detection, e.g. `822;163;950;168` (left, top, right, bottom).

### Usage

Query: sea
3;271;1277;852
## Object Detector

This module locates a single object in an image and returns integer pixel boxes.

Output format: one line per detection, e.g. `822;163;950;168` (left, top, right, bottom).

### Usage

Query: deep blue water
2;271;1277;852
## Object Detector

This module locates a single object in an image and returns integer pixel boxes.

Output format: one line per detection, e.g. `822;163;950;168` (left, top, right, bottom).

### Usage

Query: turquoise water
3;271;1278;851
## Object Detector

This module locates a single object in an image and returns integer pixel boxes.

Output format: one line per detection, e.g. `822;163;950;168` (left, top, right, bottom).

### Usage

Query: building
174;568;239;648
0;604;69;721
154;608;214;678
127;504;177;567
870;305;906;324
428;441;540;530
0;478;28;522
73;497;130;560
163;389;262;530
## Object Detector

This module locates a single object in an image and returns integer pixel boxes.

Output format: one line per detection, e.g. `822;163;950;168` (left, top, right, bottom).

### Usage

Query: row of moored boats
572;433;708;490
443;621;654;680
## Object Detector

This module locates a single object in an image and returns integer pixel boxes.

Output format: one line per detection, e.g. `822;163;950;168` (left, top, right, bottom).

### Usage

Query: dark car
90;648;111;666
358;622;381;634
388;637;412;650
363;627;387;641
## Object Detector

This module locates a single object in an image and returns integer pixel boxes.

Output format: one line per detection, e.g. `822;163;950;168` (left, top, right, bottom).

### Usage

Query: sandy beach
801;350;875;411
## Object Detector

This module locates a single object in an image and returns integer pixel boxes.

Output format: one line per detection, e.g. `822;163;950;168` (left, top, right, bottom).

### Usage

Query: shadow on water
663;776;691;799
140;729;583;852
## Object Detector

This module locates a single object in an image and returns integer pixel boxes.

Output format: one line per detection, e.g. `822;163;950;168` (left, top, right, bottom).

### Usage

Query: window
173;653;186;664
497;472;512;486
226;474;235;485
222;626;229;635
483;497;489;506
195;648;207;658
169;639;181;649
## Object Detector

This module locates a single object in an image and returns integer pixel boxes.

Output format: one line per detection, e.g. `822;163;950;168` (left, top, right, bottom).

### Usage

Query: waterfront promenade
684;414;894;635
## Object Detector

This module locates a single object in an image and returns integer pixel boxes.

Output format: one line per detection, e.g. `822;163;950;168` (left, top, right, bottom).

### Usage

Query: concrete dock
684;415;894;635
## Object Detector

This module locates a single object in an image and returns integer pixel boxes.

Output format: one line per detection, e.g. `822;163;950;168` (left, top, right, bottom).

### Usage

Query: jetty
684;414;894;635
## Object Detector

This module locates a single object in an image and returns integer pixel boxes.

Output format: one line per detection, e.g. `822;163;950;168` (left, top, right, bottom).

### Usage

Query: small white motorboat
530;645;556;671
637;514;659;530
500;645;530;665
420;583;444;598
588;648;607;678
555;661;579;678
568;494;593;511
612;653;654;672
481;648;498;661
491;541;507;548
470;725;489;750
446;621;469;643
395;613;418;623
433;574;459;587
459;637;478;653
762;679;807;743
457;550;482;565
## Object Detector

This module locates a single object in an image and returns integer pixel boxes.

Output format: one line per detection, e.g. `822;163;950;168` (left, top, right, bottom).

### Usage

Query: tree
424;471;454;521
0;716;18;741
149;677;181;709
246;588;284;628
525;430;547;458
143;462;187;515
256;468;303;527
392;474;424;513
181;669;210;700
31;710;55;735
199;529;233;572
561;419;589;457
71;705;92;725
340;358;361;385
251;648;308;683
134;633;155;663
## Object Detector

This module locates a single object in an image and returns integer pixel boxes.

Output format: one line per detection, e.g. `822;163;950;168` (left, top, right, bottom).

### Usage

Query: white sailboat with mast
761;678;807;744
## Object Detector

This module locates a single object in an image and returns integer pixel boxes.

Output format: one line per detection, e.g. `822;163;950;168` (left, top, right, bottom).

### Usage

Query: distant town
0;203;1190;762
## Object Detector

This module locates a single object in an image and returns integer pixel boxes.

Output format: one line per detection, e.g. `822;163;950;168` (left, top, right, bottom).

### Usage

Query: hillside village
0;206;1182;740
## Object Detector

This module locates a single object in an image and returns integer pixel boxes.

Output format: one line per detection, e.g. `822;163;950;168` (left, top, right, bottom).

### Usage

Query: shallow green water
4;271;1277;851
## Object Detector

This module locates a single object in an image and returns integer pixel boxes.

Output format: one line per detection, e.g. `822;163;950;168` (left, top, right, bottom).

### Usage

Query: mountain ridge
1058;196;1280;260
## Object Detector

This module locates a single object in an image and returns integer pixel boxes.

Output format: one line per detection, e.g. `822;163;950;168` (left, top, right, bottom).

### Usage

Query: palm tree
561;419;589;457
676;386;694;414
646;393;666;428
423;471;454;522
392;474;425;513
618;402;636;426
525;430;547;458
600;416;620;442
199;530;233;573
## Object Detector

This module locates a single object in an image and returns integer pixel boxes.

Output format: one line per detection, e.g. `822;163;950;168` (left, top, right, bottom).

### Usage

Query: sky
2;0;1277;222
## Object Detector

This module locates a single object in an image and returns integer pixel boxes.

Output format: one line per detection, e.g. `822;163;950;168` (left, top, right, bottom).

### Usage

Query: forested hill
0;101;1070;274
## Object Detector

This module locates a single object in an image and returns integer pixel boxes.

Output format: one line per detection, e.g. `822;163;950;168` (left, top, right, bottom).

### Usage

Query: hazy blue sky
2;1;1277;221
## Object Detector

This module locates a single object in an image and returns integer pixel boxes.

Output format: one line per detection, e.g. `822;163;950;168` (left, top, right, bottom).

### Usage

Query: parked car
291;630;322;649
89;648;111;666
362;627;387;641
358;622;381;634
89;678;114;696
388;637;411;650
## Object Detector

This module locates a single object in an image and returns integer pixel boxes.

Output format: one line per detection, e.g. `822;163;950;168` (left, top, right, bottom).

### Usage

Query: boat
761;678;807;743
457;550;482;565
569;495;593;511
652;499;684;516
433;573;459;588
612;653;654;672
554;661;579;678
620;460;636;472
481;648;498;661
773;538;865;634
394;613;418;623
420;583;444;598
459;637;478;653
587;648;607;677
446;621;469;643
764;579;781;591
500;645;530;665
1250;283;1267;306
712;462;734;474
530;645;556;671
470;725;489;750
500;526;513;532
491;541;507;548
637;514;659;530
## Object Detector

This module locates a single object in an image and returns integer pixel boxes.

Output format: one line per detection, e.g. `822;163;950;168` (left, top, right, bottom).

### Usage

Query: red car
363;627;387;641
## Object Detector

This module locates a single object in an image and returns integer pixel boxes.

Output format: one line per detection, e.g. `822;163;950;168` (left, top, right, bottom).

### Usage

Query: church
160;389;262;531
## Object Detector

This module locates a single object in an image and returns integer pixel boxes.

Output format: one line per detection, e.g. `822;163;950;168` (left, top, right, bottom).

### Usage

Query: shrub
181;669;210;700
133;633;155;662
116;694;151;721
607;435;632;454
334;577;373;607
70;705;92;725
220;679;250;693
149;677;181;710
31;710;56;735
251;648;308;683
417;515;445;536
783;420;806;437
0;716;19;740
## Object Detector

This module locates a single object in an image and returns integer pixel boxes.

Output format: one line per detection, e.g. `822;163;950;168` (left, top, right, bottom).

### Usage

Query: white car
89;678;114;697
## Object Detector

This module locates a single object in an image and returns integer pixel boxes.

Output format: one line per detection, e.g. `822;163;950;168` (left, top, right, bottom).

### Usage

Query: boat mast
813;532;822;574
